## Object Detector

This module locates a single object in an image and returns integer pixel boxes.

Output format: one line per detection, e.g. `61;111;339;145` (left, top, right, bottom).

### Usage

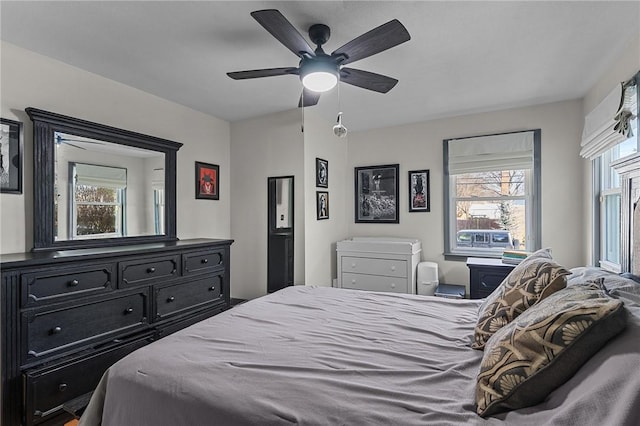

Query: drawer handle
208;286;216;291
391;266;396;271
147;267;156;273
351;263;356;268
390;283;396;288
68;279;79;287
51;326;62;334
202;258;209;264
124;307;134;314
167;296;175;303
351;279;356;284
58;383;68;392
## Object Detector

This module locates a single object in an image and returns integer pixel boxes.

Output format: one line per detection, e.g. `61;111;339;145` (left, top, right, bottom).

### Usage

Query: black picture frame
354;164;399;223
316;157;328;188
408;169;430;212
195;161;220;200
0;118;23;194
316;191;329;220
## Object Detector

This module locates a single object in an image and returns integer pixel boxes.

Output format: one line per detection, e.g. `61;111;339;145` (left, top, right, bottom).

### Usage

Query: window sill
599;260;622;274
444;251;502;262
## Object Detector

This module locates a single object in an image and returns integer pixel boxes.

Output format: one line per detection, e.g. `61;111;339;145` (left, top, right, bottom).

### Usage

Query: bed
79;269;640;426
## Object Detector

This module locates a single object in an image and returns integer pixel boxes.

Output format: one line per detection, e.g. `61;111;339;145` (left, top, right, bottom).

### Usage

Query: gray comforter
80;285;640;426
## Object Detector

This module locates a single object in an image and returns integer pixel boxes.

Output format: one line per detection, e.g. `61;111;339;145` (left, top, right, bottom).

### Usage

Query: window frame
68;162;127;240
594;112;639;272
443;129;542;259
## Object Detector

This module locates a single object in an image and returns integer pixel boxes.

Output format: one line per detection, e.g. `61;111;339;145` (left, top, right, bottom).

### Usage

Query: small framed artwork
354;164;399;223
0;118;23;194
316;191;329;220
195;161;219;200
408;169;430;212
316;157;328;188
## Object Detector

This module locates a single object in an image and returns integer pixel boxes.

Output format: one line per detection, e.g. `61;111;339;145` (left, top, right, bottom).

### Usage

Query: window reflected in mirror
54;131;166;241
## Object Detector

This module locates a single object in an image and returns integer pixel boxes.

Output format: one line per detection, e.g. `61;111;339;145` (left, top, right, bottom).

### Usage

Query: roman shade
75;163;127;189
580;77;638;160
151;167;164;190
448;131;534;174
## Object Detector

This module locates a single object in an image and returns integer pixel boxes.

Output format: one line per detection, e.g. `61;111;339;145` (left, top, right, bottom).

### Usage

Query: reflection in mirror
275;177;293;229
54;132;165;241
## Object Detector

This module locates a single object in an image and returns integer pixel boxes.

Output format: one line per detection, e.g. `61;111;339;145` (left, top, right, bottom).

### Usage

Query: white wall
230;109;305;299
0;42;231;254
346;100;585;294
581;33;640;265
302;110;349;286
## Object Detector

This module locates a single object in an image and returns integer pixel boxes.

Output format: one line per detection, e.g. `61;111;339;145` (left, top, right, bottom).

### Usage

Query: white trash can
417;261;439;296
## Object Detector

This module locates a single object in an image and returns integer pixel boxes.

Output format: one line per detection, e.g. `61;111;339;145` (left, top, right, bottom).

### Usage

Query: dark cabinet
467;257;516;299
1;238;232;426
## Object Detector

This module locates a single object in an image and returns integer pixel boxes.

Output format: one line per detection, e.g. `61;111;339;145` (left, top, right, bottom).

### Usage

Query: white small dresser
336;237;422;294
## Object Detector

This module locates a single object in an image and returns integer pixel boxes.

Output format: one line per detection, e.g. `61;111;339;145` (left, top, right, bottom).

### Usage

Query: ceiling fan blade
65;142;87;150
331;19;410;65
60;138;103;144
298;88;321;107
340;68;398;93
251;9;314;58
227;67;298;80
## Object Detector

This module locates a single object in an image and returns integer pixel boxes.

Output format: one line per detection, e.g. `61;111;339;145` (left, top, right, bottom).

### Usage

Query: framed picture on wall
316;158;328;188
354;164;399;223
0;118;23;194
317;191;329;220
195;161;219;200
408;169;430;212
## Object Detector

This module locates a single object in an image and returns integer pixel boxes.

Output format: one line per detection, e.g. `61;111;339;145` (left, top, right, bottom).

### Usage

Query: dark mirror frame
26;107;183;252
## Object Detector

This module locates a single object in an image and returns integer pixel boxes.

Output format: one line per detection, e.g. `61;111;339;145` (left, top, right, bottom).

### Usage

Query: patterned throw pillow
472;249;570;350
475;284;627;417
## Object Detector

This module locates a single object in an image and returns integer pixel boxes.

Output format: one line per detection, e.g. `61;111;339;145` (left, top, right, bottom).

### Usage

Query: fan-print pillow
472;249;570;350
475;283;627;417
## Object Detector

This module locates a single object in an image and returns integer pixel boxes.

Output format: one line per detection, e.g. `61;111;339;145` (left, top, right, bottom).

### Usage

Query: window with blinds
70;163;127;239
443;130;541;256
585;71;639;272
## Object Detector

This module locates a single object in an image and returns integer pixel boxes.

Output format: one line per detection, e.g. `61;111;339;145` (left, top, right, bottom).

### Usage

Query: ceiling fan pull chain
301;90;305;133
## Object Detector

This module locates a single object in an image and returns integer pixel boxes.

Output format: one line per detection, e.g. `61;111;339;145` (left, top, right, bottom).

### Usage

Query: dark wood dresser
466;257;516;299
1;238;233;426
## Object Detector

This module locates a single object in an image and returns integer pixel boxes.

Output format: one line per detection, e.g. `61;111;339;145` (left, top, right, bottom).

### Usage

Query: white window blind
580;79;638;160
151;168;164;190
448;131;534;174
75;163;127;189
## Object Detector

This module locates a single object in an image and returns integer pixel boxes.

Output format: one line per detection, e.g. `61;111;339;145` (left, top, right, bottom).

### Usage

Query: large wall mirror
27;108;183;251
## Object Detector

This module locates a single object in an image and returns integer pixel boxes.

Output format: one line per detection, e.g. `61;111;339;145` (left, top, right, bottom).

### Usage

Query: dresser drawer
341;256;407;278
24;334;152;425
24;290;149;359
183;249;224;276
22;263;115;307
119;254;179;288
155;274;223;320
342;272;408;293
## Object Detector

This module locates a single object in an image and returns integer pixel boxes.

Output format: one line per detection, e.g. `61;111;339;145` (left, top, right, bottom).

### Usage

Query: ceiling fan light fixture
301;70;338;93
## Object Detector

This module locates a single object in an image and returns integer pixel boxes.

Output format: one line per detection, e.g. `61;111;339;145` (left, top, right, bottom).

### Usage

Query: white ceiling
1;1;638;132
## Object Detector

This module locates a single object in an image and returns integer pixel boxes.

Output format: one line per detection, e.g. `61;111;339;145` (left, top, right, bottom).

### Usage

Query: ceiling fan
227;9;411;107
55;134;105;150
